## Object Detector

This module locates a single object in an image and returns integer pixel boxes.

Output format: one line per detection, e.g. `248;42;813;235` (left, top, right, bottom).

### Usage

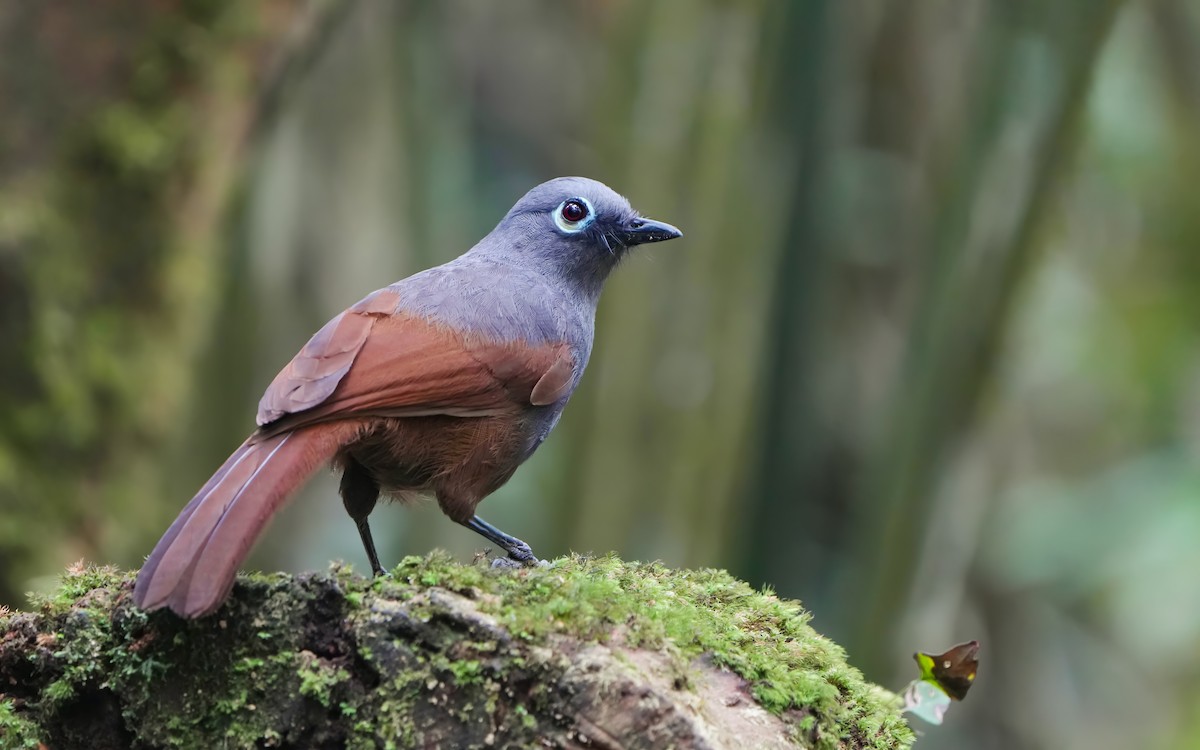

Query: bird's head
481;176;682;295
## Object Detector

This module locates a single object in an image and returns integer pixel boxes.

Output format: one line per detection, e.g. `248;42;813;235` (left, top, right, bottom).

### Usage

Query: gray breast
396;257;596;373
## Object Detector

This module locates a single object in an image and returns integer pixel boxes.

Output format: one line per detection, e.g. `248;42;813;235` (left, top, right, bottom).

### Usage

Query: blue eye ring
554;197;595;233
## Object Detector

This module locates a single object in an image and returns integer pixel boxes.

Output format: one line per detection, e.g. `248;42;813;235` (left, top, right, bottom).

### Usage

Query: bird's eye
562;200;587;223
554;198;593;233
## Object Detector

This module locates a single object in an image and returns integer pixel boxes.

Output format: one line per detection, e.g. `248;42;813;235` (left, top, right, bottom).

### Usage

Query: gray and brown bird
133;177;682;618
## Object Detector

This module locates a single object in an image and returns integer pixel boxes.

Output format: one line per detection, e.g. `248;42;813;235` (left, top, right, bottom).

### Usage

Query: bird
132;176;682;618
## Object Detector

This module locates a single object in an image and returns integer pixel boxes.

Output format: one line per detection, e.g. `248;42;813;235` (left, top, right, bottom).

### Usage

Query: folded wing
256;287;575;435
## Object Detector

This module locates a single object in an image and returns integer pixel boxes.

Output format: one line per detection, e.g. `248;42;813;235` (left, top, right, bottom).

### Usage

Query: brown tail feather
133;423;358;618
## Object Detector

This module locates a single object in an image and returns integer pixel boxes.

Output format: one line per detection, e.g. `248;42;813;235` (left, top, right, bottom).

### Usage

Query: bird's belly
344;414;546;503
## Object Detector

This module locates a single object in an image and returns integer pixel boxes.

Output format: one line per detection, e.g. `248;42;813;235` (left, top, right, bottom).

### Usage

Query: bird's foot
489;554;547;570
462;515;541;568
490;557;525;570
488;540;541;569
504;539;538;565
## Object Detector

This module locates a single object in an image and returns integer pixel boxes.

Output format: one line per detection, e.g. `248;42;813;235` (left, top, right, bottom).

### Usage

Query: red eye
561;199;588;223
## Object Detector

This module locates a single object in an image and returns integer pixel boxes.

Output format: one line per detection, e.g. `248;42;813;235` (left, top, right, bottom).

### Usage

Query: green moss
3;556;912;749
42;679;76;703
27;563;123;612
379;553;911;749
0;699;43;750
297;652;350;708
514;703;538;730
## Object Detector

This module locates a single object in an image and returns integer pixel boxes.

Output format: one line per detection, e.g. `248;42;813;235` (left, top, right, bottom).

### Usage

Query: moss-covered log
0;554;913;749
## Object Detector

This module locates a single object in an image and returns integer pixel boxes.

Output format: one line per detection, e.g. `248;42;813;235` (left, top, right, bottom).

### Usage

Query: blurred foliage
4;1;1200;748
0;0;321;607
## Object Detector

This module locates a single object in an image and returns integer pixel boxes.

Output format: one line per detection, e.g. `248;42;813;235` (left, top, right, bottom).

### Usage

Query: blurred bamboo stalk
848;0;1126;672
1150;0;1200;127
560;0;787;566
730;0;1125;681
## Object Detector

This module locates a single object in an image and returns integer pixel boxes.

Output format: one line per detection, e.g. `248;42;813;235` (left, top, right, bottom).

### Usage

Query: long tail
133;423;358;618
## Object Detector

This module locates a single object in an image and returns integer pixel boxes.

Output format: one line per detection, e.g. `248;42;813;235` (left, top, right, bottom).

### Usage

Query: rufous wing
256;287;576;433
530;348;575;406
257;288;403;425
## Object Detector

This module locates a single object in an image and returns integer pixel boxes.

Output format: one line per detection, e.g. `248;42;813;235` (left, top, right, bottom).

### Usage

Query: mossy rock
0;554;914;749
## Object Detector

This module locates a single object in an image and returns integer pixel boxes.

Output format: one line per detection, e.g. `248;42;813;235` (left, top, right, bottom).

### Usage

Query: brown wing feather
257;288;402;425
530;348;575;406
257;288;574;434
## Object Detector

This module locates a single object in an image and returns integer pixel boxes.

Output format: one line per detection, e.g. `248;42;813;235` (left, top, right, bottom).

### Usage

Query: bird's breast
397;259;596;353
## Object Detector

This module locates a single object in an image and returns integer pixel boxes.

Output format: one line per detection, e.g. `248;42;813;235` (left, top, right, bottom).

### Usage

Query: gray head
474;177;682;295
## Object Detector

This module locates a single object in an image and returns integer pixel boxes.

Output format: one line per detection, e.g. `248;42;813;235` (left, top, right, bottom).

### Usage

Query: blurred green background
4;0;1200;747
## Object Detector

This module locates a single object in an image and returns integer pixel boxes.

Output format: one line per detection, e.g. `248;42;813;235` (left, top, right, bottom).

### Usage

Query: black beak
617;217;683;246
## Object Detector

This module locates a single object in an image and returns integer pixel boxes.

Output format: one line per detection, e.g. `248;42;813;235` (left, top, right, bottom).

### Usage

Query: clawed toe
507;542;536;564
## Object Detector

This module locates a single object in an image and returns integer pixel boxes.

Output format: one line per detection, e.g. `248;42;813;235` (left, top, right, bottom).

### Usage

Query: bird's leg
340;458;386;577
461;515;539;565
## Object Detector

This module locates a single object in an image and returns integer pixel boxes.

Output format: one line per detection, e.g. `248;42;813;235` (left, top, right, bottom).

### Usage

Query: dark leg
340;458;385;576
460;515;539;565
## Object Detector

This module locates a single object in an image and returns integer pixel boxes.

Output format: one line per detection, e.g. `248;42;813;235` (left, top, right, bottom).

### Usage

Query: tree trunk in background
0;0;325;606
